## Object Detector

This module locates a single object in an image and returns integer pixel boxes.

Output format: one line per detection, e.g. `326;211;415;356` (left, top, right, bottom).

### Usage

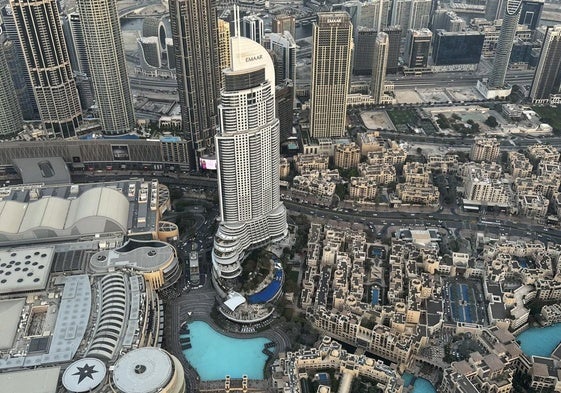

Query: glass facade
432;31;485;66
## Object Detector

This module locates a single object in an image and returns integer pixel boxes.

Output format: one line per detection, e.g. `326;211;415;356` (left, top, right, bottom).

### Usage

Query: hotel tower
212;15;287;282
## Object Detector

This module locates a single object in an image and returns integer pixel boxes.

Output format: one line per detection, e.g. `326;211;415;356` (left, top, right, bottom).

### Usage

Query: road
69;172;561;245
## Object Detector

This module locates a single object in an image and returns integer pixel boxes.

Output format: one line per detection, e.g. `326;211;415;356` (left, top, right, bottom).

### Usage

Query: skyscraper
217;18;231;90
371;32;389;104
309;12;353;139
242;14;264;45
409;0;432;30
170;0;221;167
0;28;23;136
530;25;561;103
10;0;82;138
213;26;287;281
1;5;38;120
384;25;402;74
519;0;543;30
77;0;135;134
404;28;432;70
272;14;296;38
488;0;523;88
354;28;377;75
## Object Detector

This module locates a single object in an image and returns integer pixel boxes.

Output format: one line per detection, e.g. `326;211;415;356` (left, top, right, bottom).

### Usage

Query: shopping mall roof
0;247;54;294
0;298;25;349
0;367;60;393
113;347;173;393
62;358;107;392
12;157;71;185
0;178;160;244
89;239;175;272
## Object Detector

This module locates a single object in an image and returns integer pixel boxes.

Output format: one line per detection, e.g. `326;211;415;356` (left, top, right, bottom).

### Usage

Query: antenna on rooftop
234;4;240;38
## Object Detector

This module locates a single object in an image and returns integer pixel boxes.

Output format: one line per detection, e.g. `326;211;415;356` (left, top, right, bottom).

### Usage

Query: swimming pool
247;268;283;304
403;373;437;393
182;321;269;381
517;322;561;357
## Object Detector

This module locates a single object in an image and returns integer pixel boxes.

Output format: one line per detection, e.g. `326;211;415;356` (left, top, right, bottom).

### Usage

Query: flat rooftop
0;247;54;294
0;298;25;349
0;367;60;393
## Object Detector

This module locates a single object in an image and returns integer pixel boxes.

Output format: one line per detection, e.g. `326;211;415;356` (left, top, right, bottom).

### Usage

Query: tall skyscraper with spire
170;0;221;167
530;25;561;103
488;0;523;88
10;0;82;138
77;0;135;134
309;12;353;139
371;32;389;104
212;10;287;281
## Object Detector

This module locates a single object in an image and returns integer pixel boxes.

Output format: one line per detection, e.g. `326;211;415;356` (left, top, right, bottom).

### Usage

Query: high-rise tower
0;28;23;136
371;32;389;104
488;0;523;88
1;5;38;120
212;19;287;281
309;12;353;139
530;25;561;103
170;0;221;167
77;0;135;134
9;0;82;138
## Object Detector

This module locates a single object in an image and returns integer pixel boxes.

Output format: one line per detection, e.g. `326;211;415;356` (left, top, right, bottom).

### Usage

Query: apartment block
349;177;377;201
334;142;361;169
294;153;329;174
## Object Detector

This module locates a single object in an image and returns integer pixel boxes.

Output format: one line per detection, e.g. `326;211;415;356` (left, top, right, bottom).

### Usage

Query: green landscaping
386;109;417;132
532;106;561;133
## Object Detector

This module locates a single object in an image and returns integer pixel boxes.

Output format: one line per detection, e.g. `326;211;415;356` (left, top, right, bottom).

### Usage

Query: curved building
0;187;129;243
89;239;181;289
212;30;287;281
112;347;185;393
488;0;523;88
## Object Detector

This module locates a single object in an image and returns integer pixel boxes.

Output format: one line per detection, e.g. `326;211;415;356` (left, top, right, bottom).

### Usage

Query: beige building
309;13;353;138
349;177;377;201
403;162;432;184
508;151;533;178
517;193;549;218
334;142;361;169
279;157;290;178
396;183;440;205
357;131;385;155
463;167;512;206
358;163;396;184
294;153;329;174
217;18;231;90
470;137;500;162
528;144;560;163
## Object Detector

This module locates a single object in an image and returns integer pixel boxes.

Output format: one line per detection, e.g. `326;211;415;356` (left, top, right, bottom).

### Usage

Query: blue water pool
403;373;437;393
182;321;269;381
517;322;561;357
247;268;283;304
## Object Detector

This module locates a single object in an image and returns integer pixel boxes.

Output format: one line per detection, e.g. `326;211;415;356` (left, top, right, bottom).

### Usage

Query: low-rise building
517;193;549;218
334;142;360;169
528;144;560;163
507;151;533;178
349;177;377;201
470;136;500;163
358;163;396;184
396;183;440;205
294;153;329;174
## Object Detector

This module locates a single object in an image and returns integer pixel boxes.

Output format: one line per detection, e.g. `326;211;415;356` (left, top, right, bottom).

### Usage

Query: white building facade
213;34;287;280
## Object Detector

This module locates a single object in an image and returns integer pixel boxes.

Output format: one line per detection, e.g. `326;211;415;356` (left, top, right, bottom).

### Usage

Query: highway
70;172;561;245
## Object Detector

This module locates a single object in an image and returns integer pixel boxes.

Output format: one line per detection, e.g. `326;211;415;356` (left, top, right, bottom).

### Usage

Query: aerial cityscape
0;0;561;392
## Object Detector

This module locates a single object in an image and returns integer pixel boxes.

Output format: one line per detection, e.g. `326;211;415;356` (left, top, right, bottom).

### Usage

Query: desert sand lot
361;111;396;130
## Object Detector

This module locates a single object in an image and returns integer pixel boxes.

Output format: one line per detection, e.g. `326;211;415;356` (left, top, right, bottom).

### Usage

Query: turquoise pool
403;373;437;393
182;321;269;381
517;322;561;357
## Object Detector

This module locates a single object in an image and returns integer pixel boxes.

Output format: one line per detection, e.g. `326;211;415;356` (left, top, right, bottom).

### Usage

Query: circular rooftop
112;348;173;393
62;358;106;392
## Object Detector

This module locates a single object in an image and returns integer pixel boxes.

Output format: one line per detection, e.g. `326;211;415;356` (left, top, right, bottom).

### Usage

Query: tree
485;115;498;128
